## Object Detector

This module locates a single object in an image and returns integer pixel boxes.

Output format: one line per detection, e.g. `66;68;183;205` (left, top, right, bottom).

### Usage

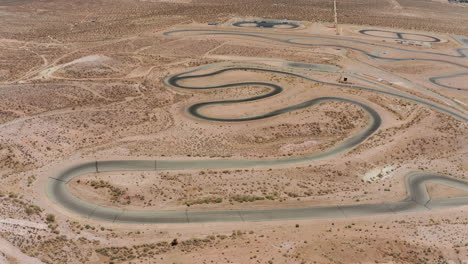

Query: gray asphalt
163;29;467;121
164;29;468;93
163;29;468;58
429;73;468;91
45;29;468;224
358;29;442;43
47;166;468;223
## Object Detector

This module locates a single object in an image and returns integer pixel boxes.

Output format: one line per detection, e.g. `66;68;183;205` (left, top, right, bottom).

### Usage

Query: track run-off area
46;28;468;224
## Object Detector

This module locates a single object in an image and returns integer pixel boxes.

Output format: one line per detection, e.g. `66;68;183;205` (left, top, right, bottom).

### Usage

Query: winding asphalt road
429;73;468;91
168;64;467;122
48;167;468;223
164;29;468;92
45;29;468;224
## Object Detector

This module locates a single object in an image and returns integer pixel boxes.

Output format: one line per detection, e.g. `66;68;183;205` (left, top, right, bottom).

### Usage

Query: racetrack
45;28;468;224
168;65;467;122
47;165;468;223
358;29;442;43
429;73;468;91
164;29;468;93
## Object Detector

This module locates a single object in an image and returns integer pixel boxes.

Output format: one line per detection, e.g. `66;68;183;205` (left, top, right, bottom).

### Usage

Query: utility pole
334;0;339;35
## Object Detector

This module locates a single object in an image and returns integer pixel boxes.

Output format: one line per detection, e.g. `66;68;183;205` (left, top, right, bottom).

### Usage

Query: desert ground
0;0;467;263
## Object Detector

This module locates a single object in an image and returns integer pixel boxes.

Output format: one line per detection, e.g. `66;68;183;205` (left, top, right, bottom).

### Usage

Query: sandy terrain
0;0;467;263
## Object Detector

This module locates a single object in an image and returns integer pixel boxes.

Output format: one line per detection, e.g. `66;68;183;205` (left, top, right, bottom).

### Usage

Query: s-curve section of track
164;29;468;92
46;63;468;224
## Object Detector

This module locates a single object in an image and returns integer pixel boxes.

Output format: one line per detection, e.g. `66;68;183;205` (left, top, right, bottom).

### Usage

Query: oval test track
46;29;468;224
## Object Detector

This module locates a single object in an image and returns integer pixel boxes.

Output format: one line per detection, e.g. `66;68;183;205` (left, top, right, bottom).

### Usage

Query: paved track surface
168;65;467;121
46;28;468;224
48;167;468;223
164;29;468;119
358;29;442;43
429;73;468;91
164;29;468;58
